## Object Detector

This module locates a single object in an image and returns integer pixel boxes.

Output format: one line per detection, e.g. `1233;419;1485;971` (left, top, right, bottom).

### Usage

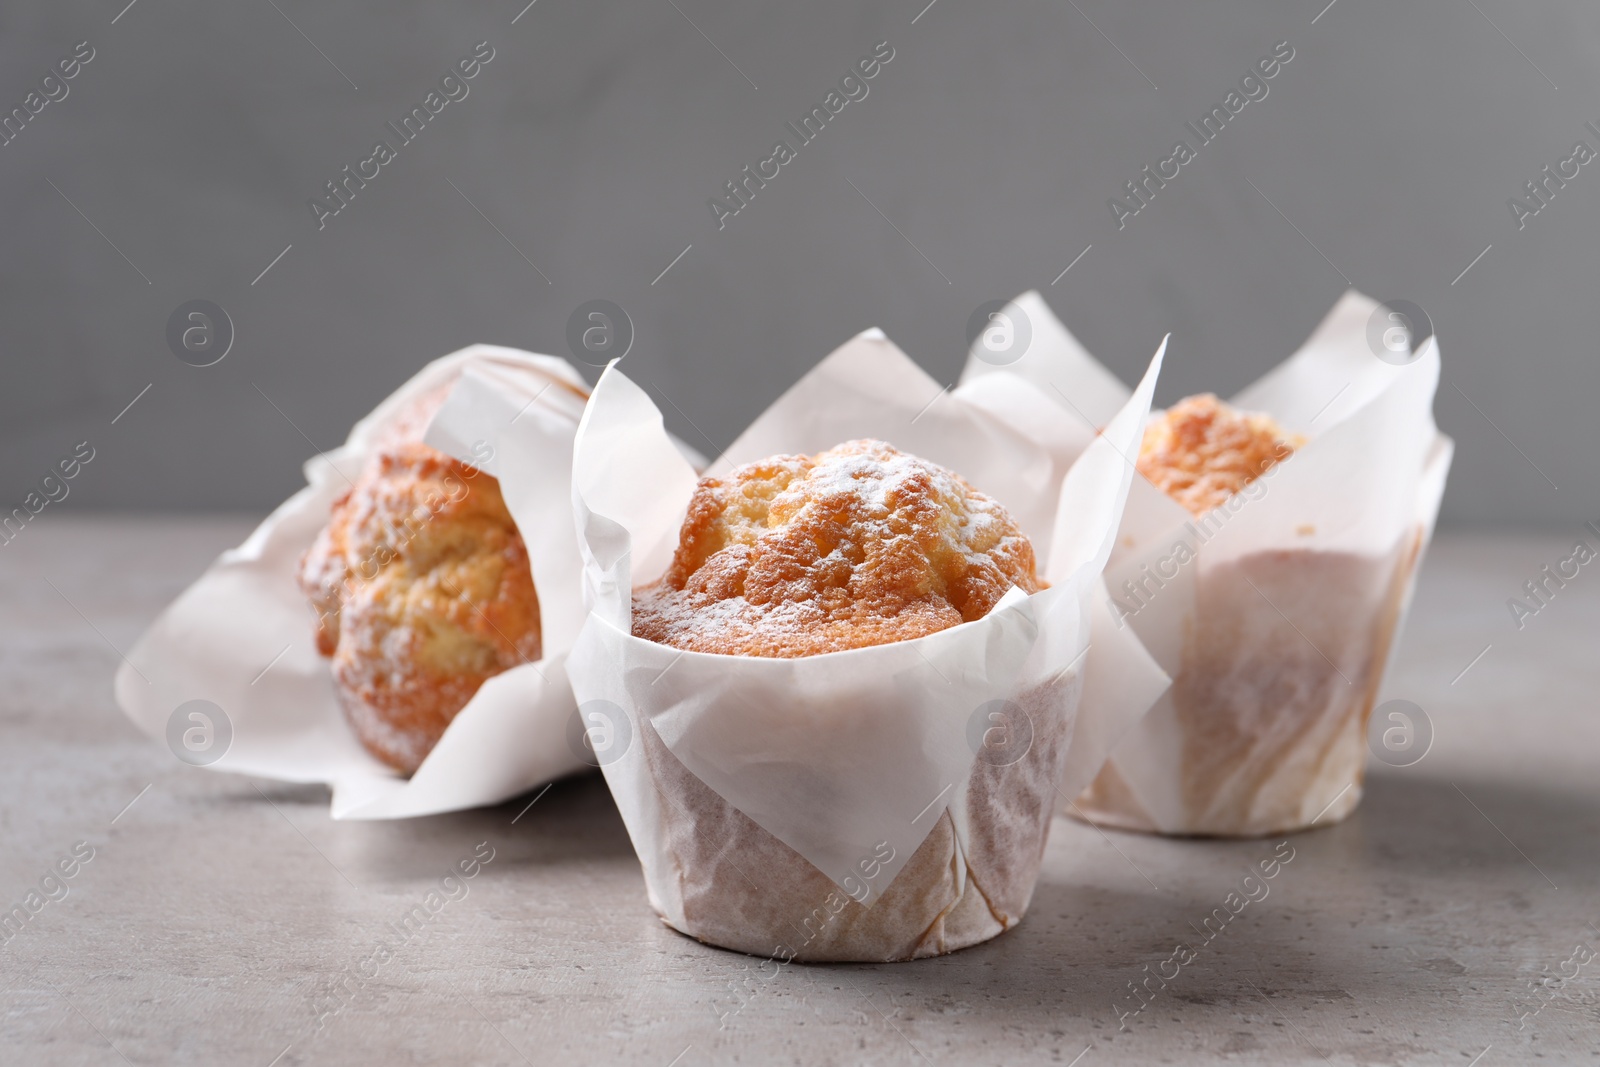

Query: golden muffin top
632;439;1041;658
1136;394;1301;517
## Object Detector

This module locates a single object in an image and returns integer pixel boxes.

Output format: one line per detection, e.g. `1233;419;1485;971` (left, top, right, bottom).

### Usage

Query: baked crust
298;403;540;775
632;439;1041;658
1137;394;1300;516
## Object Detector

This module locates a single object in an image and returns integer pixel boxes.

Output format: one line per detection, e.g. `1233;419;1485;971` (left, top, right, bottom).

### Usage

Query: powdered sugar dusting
633;439;1041;658
298;432;541;775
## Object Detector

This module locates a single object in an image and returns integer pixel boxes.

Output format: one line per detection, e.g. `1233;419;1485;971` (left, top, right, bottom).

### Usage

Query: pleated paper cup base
1076;533;1423;838
635;677;1075;963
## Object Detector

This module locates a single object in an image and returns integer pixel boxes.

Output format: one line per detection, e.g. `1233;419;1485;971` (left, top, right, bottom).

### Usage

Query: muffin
298;394;541;775
632;438;1042;657
1135;393;1301;516
1077;394;1422;837
623;439;1072;961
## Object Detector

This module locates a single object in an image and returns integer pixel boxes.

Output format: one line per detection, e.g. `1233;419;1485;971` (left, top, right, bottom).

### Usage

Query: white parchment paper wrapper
565;329;1166;961
114;346;595;820
961;291;1454;837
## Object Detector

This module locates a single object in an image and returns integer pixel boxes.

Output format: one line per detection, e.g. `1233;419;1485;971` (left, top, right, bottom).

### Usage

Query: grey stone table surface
2;518;1597;1067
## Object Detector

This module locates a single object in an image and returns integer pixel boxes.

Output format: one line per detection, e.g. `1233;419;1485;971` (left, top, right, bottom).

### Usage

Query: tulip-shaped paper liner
114;346;595;820
565;329;1166;961
960;291;1453;836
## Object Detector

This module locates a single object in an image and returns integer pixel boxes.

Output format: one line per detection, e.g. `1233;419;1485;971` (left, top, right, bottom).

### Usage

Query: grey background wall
1;0;1594;524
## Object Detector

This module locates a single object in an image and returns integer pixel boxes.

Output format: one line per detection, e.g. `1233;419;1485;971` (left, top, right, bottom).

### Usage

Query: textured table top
3;519;1597;1066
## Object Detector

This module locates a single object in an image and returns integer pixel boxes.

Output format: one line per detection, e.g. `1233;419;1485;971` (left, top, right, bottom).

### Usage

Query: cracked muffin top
631;439;1041;658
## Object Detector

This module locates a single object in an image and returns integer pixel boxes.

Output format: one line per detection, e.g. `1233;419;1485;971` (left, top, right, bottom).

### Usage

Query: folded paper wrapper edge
566;331;1168;931
114;345;595;821
958;290;1453;835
